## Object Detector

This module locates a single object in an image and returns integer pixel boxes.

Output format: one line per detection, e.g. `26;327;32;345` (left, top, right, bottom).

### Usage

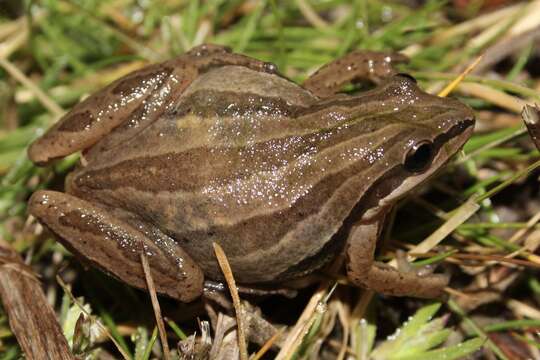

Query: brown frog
28;44;474;302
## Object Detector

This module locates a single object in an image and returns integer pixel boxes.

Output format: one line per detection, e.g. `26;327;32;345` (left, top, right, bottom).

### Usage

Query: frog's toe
395;249;449;285
395;250;415;273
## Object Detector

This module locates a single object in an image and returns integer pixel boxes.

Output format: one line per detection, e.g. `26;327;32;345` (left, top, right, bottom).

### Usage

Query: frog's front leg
28;190;204;302
345;218;448;299
303;51;408;98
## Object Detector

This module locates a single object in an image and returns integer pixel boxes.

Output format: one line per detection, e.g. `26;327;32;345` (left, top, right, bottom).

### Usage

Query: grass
1;0;540;358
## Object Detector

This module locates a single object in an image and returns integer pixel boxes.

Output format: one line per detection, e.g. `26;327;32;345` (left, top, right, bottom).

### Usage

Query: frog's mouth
359;117;475;221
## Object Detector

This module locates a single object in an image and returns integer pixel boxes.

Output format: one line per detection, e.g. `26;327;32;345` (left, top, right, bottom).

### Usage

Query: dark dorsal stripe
167;76;429;121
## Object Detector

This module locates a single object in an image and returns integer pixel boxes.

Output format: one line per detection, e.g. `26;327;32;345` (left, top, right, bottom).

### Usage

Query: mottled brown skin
28;44;475;302
303;50;408;98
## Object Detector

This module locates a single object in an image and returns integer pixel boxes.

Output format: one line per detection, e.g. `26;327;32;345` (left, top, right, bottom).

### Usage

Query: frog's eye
404;140;434;173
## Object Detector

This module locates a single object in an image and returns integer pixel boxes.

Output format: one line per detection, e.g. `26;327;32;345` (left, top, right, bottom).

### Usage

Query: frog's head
344;74;475;219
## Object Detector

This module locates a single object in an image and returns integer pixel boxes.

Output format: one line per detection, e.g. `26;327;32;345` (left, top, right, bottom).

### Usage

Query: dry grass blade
335;300;350;360
507;299;540;320
438;55;484;97
466;12;518;53
276;283;337;360
0;57;64;117
510;210;540;246
508;0;540;36
140;251;170;360
212;242;248;360
0;17;25;40
275;283;329;360
458;83;529;113
193;20;211;46
410;251;540;269
281;301;322;360
0;240;74;360
251;327;284;360
295;0;329;29
350;289;375;324
0;26;28;59
389;199;480;268
431;3;524;43
522;104;540;150
473;26;540;75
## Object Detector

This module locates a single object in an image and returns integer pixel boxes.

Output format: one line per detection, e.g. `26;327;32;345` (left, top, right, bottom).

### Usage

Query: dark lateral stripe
176;141;408;283
272;221;348;281
165;132;402;251
174;148;387;261
73;118;409;194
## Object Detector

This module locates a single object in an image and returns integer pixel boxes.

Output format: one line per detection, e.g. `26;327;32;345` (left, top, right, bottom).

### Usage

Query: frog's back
69;66;399;283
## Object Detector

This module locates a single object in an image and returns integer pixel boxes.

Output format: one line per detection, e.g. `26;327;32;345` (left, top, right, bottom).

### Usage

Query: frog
28;44;475;302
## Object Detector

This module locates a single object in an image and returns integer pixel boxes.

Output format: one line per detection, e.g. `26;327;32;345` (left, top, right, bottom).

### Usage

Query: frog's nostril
463;118;475;126
455;118;475;136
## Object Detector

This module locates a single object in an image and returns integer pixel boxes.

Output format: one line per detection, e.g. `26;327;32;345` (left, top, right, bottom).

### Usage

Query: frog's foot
345;221;448;299
395;249;442;277
348;258;448;299
28;190;204;302
303;50;408;98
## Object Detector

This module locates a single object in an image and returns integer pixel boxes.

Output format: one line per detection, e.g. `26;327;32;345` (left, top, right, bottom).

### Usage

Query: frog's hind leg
28;190;204;302
27;60;177;165
345;220;448;299
28;44;276;166
303;51;408;98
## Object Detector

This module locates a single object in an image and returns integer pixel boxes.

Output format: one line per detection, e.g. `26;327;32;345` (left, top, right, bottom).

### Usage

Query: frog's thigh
303;51;408;98
29;45;274;166
28;61;176;165
28;190;204;302
345;220;447;299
